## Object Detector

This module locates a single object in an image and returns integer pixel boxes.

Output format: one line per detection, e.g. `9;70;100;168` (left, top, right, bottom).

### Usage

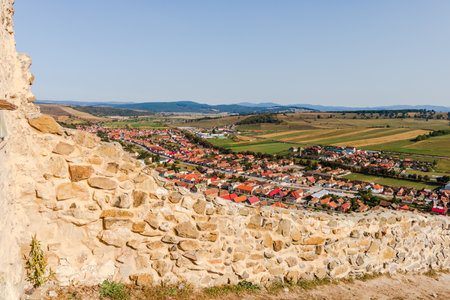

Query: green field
103;120;167;128
361;134;450;157
342;173;439;190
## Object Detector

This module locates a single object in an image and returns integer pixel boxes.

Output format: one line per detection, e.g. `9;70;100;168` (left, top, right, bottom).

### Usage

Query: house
235;184;255;195
399;204;410;211
339;202;351;212
384;187;394;195
379;200;391;208
203;188;219;198
431;206;448;215
372;184;384;194
247;196;261;206
287;189;304;203
271;202;288;208
268;188;281;198
234;195;247;203
221;193;237;201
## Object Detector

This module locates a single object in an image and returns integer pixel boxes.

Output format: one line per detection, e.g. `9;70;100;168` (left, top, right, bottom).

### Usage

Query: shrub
25;234;51;287
98;280;130;300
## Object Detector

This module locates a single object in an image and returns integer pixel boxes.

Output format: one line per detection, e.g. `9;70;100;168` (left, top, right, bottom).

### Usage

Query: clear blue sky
13;0;450;106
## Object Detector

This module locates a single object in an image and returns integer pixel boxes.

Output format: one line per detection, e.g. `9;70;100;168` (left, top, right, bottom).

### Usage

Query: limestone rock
28;114;62;135
193;200;206;214
132;190;148;207
48;156;68;178
53;142;75;155
73;130;99;148
174;222;199;239
301;236;326;245
88;177;118;190
99;228;131;247
56;182;89;201
179;240;200;251
169;191;183;204
152;261;169;276
0;99;17;110
69;164;94;182
113;193;132;209
135;274;153;286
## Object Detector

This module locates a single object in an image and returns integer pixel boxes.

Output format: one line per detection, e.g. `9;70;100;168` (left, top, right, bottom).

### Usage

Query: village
78;124;450;216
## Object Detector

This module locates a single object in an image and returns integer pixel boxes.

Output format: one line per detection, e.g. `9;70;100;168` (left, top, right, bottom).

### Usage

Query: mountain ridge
37;100;450;113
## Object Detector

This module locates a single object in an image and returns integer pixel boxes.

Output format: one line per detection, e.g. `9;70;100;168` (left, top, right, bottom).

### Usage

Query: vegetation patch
25;234;52;287
236;113;282;125
203;281;261;296
98;280;130;300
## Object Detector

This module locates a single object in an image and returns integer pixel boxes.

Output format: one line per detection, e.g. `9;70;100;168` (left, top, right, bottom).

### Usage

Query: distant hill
36;100;450;113
289;104;450;112
113;101;313;114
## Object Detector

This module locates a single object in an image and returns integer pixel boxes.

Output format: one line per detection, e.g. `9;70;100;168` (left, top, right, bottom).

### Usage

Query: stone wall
0;0;449;298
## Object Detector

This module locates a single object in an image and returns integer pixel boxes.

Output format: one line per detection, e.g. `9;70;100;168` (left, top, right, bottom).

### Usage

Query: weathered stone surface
105;162;119;174
53;142;75;155
301;236;326;245
100;209;134;218
131;222;146;233
48;156;68;178
69;164;94;182
273;240;283;252
98;143;122;160
0;99;17;110
113;193;132;209
28;114;62;135
56;182;89;201
73;130;99;148
152;261;169;276
169;191;183;204
88;177;118;190
179;240;200;251
99;228;131;247
132;190;148;207
104;218;132;230
381;247;396;261
285;257;298;268
193;200;206;214
366;240;380;255
278;219;291;237
197;222;217;231
135;274;153;286
161;235;178;244
248;214;263;229
174;222;199;239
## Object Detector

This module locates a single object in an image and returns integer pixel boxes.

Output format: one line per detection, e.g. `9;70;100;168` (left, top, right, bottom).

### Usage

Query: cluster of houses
77;125;450;215
293;145;434;172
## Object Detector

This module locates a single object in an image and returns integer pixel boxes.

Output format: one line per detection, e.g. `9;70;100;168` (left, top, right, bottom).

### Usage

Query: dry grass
336;129;431;147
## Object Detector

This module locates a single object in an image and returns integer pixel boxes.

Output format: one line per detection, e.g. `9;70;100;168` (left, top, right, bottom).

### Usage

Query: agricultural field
342;173;439;190
202;112;449;174
210;138;297;154
102;120;168;129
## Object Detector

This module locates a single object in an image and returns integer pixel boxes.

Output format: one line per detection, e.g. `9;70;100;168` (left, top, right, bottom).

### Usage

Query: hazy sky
13;0;450;106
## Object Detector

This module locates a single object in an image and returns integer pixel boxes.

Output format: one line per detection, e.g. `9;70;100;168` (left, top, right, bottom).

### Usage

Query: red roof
399;205;409;210
248;196;260;205
268;188;281;197
271;202;288;208
236;184;254;193
234;196;247;203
